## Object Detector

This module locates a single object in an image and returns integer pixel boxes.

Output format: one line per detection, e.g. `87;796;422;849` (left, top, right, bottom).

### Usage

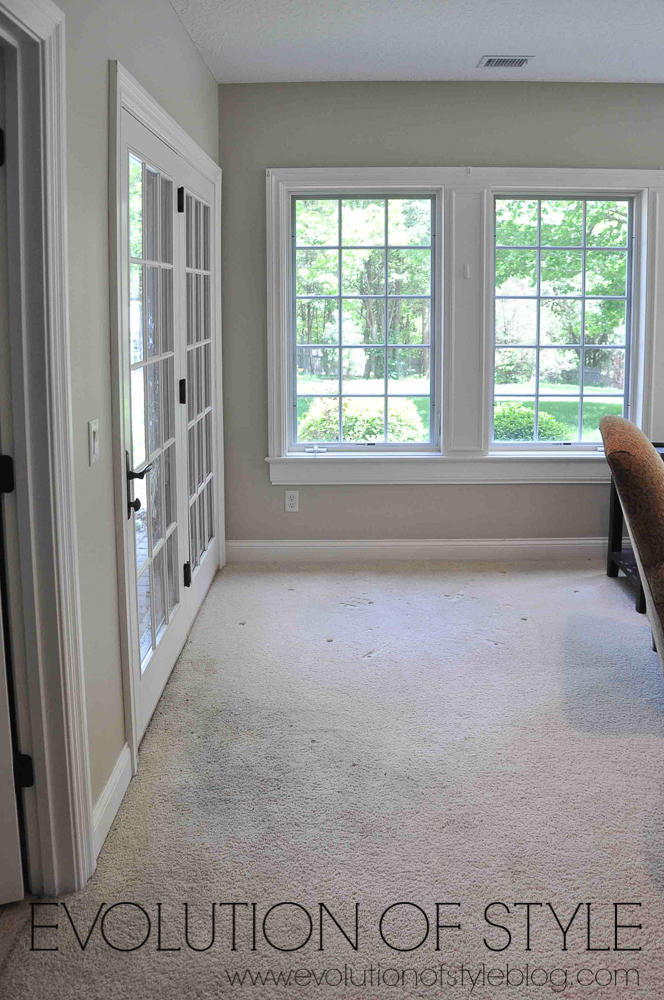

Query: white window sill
266;451;611;486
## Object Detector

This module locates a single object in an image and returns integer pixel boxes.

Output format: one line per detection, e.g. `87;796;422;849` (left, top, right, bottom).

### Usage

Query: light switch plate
88;419;100;466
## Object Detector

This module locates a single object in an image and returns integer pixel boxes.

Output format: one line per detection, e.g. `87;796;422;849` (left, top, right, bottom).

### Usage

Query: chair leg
653;631;657;652
637;584;647;614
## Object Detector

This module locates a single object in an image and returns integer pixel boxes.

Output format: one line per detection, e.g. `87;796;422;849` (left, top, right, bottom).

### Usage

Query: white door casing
0;43;23;905
0;0;94;896
0;609;23;903
110;64;224;766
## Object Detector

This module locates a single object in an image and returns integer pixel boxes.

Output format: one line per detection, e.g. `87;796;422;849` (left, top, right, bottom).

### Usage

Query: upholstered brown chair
599;415;664;662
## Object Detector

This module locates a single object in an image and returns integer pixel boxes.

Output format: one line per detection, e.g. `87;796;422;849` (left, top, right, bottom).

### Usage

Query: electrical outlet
285;490;299;512
88;419;100;465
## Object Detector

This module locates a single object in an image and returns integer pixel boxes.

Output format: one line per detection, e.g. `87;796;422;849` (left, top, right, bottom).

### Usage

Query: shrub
494;349;535;385
494;400;569;441
298;397;424;443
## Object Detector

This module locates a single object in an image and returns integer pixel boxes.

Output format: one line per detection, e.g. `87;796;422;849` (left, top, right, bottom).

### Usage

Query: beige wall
60;0;218;801
218;81;664;542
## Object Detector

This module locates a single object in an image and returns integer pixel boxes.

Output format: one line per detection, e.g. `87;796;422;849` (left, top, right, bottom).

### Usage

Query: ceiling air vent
477;55;533;68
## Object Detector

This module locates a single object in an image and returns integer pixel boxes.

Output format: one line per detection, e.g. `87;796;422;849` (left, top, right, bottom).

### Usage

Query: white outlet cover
285;490;299;512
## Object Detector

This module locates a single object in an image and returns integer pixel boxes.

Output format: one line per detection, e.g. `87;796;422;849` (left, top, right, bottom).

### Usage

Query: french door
118;110;221;743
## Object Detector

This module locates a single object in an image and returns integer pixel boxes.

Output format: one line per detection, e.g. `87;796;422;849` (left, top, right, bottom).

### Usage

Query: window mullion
384;199;389;443
337;198;342;443
579;199;587;443
534;198;541;442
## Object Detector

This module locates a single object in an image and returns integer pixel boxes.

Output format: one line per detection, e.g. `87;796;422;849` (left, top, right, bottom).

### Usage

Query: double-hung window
493;197;633;446
267;167;663;485
294;195;436;449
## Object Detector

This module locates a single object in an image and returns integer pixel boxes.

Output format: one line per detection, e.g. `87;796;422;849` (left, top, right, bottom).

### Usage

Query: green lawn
495;398;623;441
297;395;430;422
297;394;622;442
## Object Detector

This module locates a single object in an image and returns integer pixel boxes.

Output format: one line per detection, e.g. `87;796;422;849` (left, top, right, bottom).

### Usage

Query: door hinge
0;455;15;494
13;752;34;789
179;378;186;404
0;128;5;167
177;186;185;213
183;561;191;588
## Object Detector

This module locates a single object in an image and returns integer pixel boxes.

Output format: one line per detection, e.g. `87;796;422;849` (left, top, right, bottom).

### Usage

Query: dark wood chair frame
606;442;664;614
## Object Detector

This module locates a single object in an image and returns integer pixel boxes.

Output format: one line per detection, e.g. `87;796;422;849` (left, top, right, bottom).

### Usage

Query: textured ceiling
169;0;664;84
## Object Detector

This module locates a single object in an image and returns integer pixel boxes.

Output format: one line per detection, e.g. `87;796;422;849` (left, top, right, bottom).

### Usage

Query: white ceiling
169;0;664;85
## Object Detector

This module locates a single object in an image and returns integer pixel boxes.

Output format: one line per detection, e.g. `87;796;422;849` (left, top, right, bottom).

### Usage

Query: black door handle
127;463;153;481
126;451;153;519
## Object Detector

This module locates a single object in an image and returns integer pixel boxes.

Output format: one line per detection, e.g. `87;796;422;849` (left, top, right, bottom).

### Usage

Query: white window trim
266;166;664;486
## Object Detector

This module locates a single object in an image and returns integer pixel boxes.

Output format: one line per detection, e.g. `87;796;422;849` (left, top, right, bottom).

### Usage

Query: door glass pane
203;275;210;340
150;455;163;546
161;268;173;352
203;204;210;271
153;546;166;637
161;178;173;264
134;476;148;570
195;200;202;269
147;361;161;456
195;274;202;342
197;420;204;489
196;347;203;416
204;344;211;408
164;444;176;529
189;504;198;569
162;357;174;445
198;495;206;559
145;167;159;262
186;272;194;345
138;568;152;665
129;156;143;258
131;368;146;467
188;426;196;497
187;350;195;422
186;194;193;268
206;480;214;542
146;266;159;357
167;532;178;616
205;411;212;478
130;265;143;363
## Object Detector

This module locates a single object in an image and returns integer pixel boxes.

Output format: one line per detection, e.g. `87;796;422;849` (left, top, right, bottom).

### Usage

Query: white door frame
0;0;94;894
109;62;224;771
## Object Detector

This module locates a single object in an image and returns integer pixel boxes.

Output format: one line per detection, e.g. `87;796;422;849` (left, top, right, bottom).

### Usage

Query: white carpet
2;560;664;997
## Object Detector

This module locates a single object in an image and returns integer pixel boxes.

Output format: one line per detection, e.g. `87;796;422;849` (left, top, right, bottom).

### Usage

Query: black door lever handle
127;463;153;481
126;450;153;519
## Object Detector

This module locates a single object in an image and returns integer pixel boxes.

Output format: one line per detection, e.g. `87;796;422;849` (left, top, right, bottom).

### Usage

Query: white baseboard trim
226;537;610;564
91;743;132;860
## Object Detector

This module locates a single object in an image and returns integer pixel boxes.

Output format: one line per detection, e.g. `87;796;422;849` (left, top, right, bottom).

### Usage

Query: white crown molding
227;537;609;563
112;62;219;184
